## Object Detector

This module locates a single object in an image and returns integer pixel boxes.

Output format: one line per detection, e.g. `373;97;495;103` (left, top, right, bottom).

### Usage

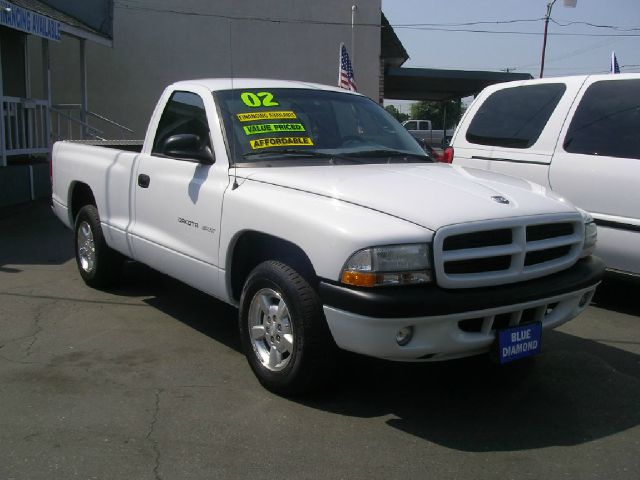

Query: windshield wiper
242;149;335;159
241;148;365;164
343;149;431;160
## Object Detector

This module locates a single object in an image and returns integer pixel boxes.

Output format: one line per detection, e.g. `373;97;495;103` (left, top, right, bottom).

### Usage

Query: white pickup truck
52;79;604;394
448;74;640;277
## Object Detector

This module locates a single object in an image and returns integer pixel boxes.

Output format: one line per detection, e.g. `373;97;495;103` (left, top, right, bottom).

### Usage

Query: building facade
1;0;383;206
40;0;383;138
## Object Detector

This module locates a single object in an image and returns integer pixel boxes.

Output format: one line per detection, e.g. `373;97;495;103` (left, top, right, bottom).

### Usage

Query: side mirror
162;134;215;164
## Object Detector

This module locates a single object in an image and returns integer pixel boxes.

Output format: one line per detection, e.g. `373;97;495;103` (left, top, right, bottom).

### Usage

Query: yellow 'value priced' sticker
250;136;314;150
243;123;306;135
237;111;297;122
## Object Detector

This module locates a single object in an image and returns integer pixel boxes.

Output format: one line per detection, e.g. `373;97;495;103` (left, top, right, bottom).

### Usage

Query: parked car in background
402;119;453;149
447;73;640;277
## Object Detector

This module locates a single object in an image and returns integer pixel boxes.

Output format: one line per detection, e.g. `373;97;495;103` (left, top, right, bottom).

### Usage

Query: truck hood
239;163;577;230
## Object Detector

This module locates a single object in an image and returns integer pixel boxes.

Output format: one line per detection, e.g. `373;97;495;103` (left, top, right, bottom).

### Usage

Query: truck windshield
214;88;429;165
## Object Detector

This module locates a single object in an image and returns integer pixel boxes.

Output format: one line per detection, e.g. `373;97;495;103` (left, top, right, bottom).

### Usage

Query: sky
381;0;639;109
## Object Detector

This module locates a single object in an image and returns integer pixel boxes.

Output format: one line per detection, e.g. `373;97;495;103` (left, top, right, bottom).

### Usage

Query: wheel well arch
69;182;96;224
228;230;318;302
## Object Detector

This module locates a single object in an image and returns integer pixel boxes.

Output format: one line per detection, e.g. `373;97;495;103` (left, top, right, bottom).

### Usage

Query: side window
151;91;211;156
418;121;429;131
564;79;640;160
404;121;417;130
466;83;566;148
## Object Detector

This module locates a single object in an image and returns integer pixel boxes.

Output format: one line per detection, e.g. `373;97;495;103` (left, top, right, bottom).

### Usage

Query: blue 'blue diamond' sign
498;322;542;364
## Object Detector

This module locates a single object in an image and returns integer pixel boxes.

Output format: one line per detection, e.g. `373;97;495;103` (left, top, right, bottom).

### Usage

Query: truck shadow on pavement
115;262;242;353
592;272;640;317
304;332;640;452
0;201;74;271
113;262;640;453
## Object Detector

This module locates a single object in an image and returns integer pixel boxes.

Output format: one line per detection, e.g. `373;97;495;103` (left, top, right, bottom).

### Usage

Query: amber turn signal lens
341;271;377;287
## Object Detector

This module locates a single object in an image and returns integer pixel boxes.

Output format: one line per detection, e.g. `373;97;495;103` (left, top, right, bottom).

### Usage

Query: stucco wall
32;0;381;139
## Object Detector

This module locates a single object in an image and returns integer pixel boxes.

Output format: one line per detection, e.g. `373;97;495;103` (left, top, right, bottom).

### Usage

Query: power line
114;2;640;38
393;25;640;37
116;0;640;37
392;18;543;27
514;38;617;69
114;1;382;27
550;18;640;32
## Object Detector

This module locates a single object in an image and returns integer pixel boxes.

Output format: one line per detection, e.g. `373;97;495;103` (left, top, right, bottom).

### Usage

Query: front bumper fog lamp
396;326;414;346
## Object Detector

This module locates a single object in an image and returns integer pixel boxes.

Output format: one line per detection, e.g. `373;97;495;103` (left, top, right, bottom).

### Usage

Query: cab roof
170;78;359;95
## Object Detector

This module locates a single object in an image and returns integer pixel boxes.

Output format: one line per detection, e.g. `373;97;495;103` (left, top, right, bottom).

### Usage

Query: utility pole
540;0;577;78
539;0;556;78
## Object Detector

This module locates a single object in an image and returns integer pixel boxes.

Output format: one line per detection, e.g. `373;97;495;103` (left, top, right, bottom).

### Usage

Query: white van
449;74;640;277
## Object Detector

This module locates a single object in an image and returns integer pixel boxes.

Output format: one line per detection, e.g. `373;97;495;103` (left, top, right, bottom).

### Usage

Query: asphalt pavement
1;201;639;480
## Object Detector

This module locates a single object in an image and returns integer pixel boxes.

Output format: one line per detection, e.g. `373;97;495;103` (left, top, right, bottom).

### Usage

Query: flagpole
338;43;344;87
351;5;357;67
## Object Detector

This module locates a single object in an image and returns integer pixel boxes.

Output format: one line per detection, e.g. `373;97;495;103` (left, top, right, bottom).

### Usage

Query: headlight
577;209;597;258
582;221;597;257
341;244;431;287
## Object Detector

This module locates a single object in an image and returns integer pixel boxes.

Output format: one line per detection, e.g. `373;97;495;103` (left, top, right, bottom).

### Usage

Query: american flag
610;51;621;74
338;43;357;92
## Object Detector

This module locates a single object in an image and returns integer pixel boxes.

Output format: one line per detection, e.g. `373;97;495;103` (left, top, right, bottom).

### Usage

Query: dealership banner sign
0;1;61;41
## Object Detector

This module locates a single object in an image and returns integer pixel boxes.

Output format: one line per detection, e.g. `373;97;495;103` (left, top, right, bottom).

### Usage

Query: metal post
441;102;447;149
0;35;6;167
351;5;357;67
79;38;88;139
24;35;31;98
42;39;52;155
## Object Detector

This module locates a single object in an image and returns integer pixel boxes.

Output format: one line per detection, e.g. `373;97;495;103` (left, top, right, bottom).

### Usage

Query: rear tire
74;205;123;288
239;260;338;395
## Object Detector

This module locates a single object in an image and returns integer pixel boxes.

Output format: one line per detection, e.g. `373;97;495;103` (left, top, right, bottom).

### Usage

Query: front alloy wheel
239;260;338;395
248;288;295;371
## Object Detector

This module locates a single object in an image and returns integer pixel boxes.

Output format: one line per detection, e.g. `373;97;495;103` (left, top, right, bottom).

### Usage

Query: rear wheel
74;205;123;288
239;260;337;395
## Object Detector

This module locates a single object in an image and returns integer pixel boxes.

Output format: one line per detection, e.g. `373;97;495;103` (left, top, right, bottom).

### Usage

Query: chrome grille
434;215;584;288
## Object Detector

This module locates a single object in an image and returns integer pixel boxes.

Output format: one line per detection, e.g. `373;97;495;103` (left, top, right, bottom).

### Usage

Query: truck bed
59;139;144;153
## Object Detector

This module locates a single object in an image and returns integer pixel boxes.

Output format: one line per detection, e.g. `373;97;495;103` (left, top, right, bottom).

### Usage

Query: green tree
384;104;409;123
409;100;466;130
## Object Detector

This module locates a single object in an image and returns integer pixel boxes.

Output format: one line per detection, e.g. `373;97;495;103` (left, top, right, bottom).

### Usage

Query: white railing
1;98;135;167
51;104;134;142
1;96;50;166
50;105;104;141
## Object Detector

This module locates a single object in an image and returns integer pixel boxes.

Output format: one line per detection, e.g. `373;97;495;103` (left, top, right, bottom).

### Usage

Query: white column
24;35;31;98
79;38;88;139
0;35;6;167
42;39;52;155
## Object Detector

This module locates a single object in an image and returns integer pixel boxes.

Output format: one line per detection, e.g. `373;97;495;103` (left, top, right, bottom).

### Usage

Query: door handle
138;174;150;188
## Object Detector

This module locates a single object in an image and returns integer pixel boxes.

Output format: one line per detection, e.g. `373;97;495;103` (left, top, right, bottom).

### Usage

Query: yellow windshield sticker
237;111;297;122
241;91;279;107
243;123;306;135
250;136;314;150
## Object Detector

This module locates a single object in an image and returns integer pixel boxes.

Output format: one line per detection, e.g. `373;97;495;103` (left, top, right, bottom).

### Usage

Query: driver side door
129;90;229;296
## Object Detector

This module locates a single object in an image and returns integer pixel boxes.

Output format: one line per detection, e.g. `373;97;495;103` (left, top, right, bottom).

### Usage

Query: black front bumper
319;256;605;319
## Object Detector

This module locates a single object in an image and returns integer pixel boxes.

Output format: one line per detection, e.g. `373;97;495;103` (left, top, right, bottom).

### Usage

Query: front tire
239;261;337;395
74;205;123;288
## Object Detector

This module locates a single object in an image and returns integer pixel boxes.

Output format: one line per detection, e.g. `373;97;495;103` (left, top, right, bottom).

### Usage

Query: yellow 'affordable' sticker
243;123;306;135
250;136;314;150
237;111;297;122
